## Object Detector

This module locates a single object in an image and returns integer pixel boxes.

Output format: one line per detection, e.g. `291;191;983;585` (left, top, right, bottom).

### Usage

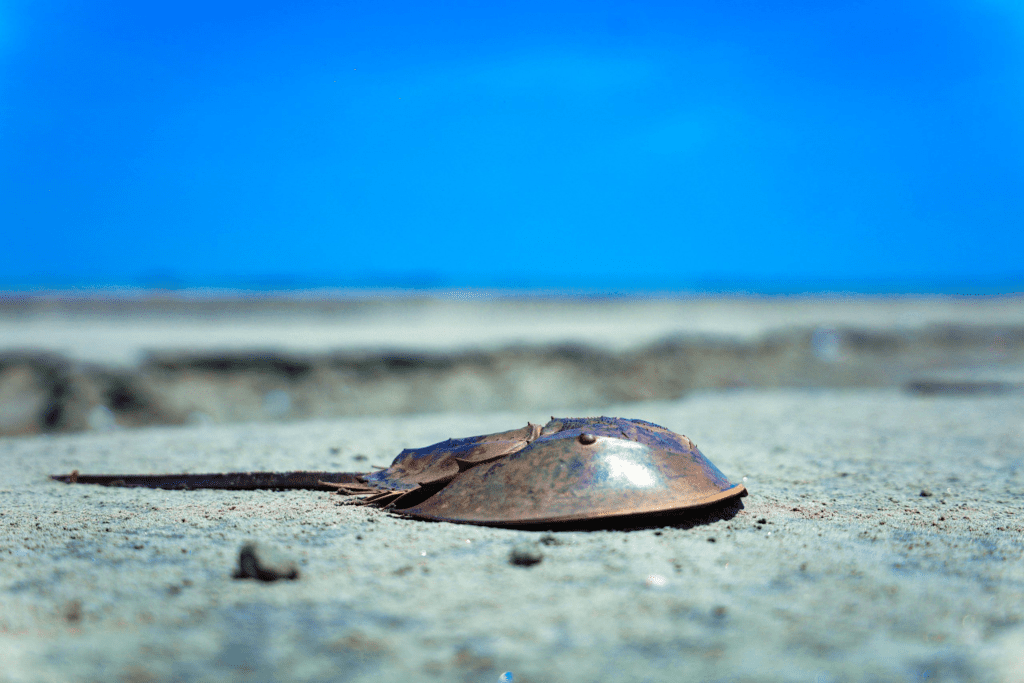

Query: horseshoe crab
52;417;746;527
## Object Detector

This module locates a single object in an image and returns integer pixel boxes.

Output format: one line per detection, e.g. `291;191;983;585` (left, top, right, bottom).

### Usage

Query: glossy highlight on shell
51;416;746;528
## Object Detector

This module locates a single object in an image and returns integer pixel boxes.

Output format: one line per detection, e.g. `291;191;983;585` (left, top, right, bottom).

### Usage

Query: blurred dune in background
2;292;1023;436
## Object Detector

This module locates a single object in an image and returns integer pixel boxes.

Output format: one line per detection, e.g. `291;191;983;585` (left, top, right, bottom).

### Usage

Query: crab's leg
50;471;363;491
353;490;405;507
318;481;378;494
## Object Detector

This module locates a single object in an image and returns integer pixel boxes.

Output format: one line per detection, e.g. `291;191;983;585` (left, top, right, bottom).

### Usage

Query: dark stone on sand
508;544;543;567
233;541;300;582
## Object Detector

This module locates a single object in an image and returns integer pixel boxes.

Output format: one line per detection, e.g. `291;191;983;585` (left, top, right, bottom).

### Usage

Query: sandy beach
0;294;1022;682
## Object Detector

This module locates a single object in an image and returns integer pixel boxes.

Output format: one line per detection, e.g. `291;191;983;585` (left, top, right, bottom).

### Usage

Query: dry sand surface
0;295;1023;682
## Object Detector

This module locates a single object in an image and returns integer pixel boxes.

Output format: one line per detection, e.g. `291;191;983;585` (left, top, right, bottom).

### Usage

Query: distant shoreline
2;277;1023;300
2;284;1024;303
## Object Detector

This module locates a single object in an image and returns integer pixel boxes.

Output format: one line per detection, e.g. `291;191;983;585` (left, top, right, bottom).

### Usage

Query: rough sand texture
2;391;1022;682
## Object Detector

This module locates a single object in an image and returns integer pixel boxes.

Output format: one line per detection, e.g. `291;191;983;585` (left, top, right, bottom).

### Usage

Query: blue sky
2;0;1022;293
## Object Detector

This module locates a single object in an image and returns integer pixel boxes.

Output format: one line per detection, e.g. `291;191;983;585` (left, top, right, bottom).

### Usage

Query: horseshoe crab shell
356;416;746;526
51;416;746;529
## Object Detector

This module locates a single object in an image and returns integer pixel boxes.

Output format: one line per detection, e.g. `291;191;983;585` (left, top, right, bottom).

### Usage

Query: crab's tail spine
50;471;363;491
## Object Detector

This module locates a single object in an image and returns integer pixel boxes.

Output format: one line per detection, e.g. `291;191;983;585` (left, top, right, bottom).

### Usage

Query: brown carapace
52;417;747;527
